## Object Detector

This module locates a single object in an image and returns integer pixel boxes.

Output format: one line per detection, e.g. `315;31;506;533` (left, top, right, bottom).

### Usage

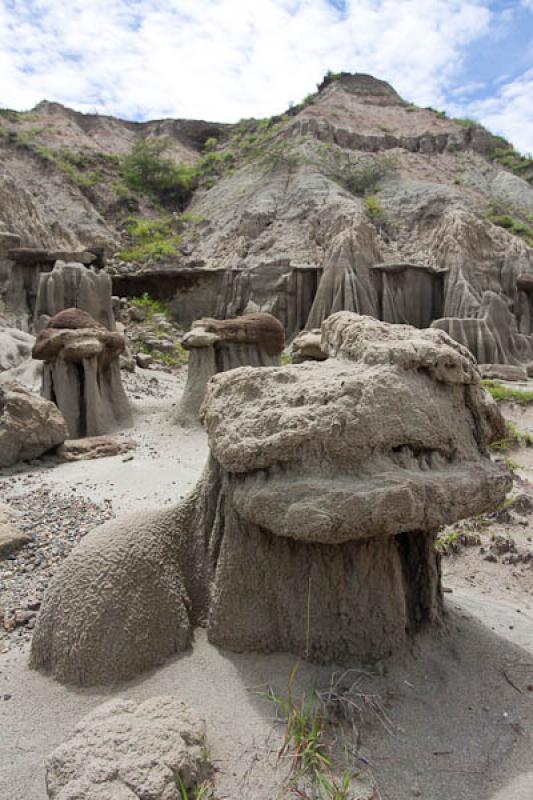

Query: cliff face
1;74;533;363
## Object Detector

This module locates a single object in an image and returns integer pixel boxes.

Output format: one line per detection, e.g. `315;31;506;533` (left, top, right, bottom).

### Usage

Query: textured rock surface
31;313;510;685
175;312;284;426
291;328;327;362
33;308;132;438
0;381;67;467
58;434;137;462
0;327;34;371
34;261;115;331
45;696;209;800
0;524;31;559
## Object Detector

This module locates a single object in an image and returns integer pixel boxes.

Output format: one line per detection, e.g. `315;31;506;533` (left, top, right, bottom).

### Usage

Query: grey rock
174;312;284;426
0;524;31;558
0;381;67;467
45;696;209;800
33;308;132;439
0;327;34;371
136;352;153;369
34;261;115;331
31;314;509;686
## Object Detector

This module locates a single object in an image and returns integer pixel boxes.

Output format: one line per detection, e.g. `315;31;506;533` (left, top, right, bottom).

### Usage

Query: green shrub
202;136;218;152
490;145;533;185
482;380;533;405
120;138;196;208
364;194;386;222
119;217;182;262
486;205;533;246
326;151;397;196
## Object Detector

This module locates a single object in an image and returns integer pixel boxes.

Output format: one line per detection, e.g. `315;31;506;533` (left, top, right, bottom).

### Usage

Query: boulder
0;381;67;468
175;312;284;426
45;696;210;800
0;524;31;558
31;313;510;685
33;308;132;438
0;327;34;372
480;364;528;382
291;328;327;362
0;358;43;393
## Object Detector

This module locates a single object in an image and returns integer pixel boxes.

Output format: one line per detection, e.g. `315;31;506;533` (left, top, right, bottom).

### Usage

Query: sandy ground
1;374;533;800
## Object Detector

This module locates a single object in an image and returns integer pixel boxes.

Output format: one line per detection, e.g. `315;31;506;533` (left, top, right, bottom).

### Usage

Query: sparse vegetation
426;107;447;119
120;137;196;208
454;117;477;128
485;204;533;247
482;380;533;405
119;217;182;262
364;194;386;223
257;663;386;799
490;144;533;185
436;529;481;555
130;292;170;319
489;421;533;451
322;148;397;196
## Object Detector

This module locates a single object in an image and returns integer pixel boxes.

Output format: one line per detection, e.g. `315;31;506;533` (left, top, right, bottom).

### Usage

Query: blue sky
0;0;532;152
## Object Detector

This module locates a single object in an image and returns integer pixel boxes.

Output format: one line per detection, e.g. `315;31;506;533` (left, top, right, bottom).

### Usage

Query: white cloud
462;69;533;154
0;0;493;121
4;0;531;154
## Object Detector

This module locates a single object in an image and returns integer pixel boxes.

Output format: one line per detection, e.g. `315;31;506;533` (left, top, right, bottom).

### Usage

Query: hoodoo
31;313;510;685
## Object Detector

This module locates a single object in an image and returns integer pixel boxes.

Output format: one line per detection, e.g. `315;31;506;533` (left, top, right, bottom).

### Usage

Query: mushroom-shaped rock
32;308;132;438
0;381;67;467
174;312;284;426
31;313;510;685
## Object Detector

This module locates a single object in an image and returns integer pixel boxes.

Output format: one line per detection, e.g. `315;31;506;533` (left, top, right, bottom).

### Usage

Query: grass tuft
482;380;533;405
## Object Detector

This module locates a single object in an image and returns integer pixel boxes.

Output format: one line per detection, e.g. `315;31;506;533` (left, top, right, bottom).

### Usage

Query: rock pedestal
175;312;284;425
31;313;510;685
32;308;131;438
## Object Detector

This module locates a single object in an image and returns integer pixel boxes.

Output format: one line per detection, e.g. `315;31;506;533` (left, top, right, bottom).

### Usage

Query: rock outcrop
45;697;210;800
34;260;115;331
0;381;67;468
175;312;284;425
0;327;34;371
31;313;509;685
32;308;131;438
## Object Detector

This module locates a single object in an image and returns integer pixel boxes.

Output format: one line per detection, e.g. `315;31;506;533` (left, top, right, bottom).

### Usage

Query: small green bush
119;217;182;262
486;205;533;247
490;145;533;185
364;194;386;223
120;138;196;208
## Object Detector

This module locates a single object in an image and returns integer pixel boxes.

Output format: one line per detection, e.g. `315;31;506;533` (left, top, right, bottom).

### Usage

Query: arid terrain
1;365;532;800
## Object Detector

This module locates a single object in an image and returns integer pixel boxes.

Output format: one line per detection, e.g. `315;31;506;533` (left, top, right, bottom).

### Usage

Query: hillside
2;72;533;361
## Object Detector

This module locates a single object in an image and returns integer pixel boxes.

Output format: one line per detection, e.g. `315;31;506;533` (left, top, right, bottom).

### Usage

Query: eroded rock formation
31;313;509;685
175;312;284;425
32;308;131;438
45;697;209;800
0;381;67;468
34;260;115;331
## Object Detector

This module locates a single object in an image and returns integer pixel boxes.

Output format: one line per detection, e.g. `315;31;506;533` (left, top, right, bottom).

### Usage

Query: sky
0;0;532;153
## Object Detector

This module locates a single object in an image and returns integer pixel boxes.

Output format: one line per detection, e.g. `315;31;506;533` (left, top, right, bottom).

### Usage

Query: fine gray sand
1;370;533;799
